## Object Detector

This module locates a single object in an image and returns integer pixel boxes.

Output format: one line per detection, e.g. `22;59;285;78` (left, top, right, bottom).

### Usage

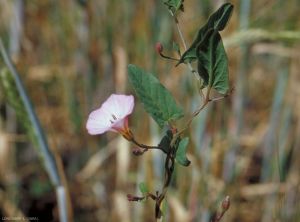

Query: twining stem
174;87;233;142
175;19;187;50
169;10;200;81
128;135;176;219
170;87;211;148
155;147;176;219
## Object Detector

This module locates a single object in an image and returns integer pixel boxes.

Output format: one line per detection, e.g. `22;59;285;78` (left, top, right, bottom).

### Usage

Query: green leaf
206;2;234;32
128;64;184;128
163;0;184;15
175;137;190;166
138;182;149;194
177;3;233;65
196;30;229;94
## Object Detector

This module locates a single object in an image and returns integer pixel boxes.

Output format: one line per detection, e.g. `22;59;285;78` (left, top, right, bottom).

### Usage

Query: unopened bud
155;42;163;54
132;148;144;156
127;194;144;202
127;194;137;201
221;196;230;211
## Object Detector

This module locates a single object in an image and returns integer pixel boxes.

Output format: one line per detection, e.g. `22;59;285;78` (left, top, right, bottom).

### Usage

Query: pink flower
86;94;134;139
155;42;163;54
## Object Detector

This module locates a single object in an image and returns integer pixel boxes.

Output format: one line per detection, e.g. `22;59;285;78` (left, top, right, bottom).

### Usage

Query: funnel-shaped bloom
86;94;134;139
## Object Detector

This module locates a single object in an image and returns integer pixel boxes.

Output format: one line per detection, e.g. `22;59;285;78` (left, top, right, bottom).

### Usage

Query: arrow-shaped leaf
177;3;233;65
196;30;229;94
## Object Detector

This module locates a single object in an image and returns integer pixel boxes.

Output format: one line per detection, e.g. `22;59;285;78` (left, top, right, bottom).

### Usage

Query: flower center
109;114;118;124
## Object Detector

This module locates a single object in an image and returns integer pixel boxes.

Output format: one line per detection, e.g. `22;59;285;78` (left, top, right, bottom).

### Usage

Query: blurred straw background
0;0;300;221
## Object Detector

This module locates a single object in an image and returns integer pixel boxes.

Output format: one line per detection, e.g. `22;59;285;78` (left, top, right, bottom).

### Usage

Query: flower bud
221;196;230;211
127;194;144;202
155;42;163;54
127;194;137;201
132;147;144;156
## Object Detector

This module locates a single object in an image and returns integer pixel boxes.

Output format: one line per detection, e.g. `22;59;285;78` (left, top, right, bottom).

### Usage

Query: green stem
169;10;200;81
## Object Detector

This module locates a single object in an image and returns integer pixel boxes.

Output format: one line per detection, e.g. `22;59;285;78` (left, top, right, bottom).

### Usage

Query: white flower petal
86;109;112;135
101;94;134;119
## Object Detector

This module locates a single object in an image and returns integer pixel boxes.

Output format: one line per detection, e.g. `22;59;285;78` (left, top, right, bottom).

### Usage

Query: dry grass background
0;0;300;221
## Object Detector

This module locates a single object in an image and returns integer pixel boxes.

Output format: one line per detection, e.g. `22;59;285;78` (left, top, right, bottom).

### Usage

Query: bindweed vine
87;1;234;220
